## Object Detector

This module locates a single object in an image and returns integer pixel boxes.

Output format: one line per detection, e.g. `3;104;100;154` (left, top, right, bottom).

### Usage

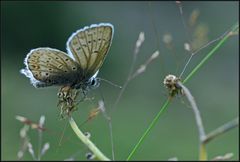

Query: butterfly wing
66;23;114;79
21;48;82;88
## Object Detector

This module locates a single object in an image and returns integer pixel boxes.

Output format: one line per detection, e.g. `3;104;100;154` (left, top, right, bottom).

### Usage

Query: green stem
68;117;110;161
126;98;171;160
183;23;239;84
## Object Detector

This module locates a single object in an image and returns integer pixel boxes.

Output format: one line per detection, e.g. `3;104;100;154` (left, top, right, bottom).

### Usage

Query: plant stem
68;117;110;161
126;98;171;160
203;117;239;144
183;23;239;84
177;82;206;141
199;143;207;160
177;82;207;160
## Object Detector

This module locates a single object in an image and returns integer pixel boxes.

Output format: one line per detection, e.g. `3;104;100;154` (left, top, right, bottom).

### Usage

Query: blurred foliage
1;1;239;160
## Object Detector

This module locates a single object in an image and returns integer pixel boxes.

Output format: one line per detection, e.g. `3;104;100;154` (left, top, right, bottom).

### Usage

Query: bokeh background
1;1;239;160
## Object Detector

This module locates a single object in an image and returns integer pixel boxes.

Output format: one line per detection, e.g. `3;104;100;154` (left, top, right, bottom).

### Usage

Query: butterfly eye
91;78;96;86
90;78;99;88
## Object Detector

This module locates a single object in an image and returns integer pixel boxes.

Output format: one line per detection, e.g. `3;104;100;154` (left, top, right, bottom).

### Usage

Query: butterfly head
74;70;100;91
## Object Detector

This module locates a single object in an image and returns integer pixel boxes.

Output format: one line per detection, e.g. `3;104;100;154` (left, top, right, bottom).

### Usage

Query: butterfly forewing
21;48;82;88
67;23;113;78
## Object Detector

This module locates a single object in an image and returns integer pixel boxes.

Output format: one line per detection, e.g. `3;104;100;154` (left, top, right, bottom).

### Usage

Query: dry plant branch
16;115;50;160
177;81;239;160
203;117;239;144
177;82;206;141
176;82;207;160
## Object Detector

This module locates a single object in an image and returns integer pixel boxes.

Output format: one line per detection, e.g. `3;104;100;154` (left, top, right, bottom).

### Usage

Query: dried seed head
163;74;183;97
184;42;191;52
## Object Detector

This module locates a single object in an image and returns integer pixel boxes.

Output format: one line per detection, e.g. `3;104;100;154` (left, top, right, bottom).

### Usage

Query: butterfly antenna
97;78;122;89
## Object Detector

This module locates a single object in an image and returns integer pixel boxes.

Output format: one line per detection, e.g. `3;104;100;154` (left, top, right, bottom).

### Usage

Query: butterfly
20;23;114;115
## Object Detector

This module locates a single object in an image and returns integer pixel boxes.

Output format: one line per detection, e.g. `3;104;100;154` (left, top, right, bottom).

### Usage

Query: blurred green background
1;1;239;160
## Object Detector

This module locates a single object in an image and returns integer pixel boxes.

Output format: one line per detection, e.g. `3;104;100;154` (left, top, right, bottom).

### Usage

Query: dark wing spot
64;70;67;73
72;67;76;70
65;58;69;61
56;57;59;59
49;68;52;71
46;73;49;76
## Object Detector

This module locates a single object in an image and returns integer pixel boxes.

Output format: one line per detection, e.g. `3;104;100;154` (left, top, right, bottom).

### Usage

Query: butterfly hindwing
21;48;82;88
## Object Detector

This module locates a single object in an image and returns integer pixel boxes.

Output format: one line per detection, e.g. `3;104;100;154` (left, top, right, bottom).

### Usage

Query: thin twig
148;2;165;74
110;32;145;114
183;23;239;84
176;1;192;49
203;117;239;144
37;116;45;160
179;24;233;79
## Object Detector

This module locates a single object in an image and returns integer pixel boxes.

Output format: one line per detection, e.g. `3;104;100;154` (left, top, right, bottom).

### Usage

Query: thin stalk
203;117;239;144
177;82;207;160
68;117;110;161
199;144;207;160
183;23;239;84
126;98;171;160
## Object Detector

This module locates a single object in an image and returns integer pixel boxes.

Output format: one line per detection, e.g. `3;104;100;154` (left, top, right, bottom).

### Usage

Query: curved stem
68;117;110;161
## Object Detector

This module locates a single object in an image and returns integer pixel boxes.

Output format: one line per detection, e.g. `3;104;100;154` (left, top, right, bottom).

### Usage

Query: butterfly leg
57;85;80;118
